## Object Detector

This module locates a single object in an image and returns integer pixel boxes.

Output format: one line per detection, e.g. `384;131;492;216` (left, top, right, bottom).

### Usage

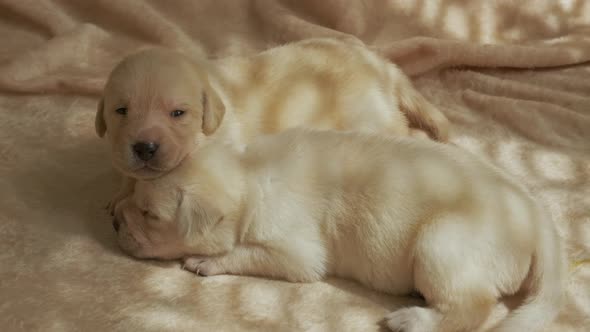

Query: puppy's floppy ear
95;98;107;138
176;189;224;237
114;196;139;228
201;87;225;136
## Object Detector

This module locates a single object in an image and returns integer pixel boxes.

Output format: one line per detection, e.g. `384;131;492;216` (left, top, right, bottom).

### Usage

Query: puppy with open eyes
95;37;450;215
114;128;564;332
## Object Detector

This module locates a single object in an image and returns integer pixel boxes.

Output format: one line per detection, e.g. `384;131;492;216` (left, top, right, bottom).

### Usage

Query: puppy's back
244;128;533;231
245;128;471;182
214;39;416;139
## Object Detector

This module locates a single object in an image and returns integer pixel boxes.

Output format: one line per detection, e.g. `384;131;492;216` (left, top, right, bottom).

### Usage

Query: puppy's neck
187;141;246;204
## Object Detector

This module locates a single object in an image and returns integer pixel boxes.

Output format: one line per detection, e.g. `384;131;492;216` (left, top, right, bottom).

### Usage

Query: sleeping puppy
114;128;564;332
95;38;450;213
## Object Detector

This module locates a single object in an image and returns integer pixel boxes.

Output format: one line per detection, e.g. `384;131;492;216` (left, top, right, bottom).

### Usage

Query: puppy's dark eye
170;110;185;118
115;107;127;115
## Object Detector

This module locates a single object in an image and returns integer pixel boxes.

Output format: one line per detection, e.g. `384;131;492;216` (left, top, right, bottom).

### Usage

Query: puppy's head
96;48;225;179
113;193;188;260
113;179;234;260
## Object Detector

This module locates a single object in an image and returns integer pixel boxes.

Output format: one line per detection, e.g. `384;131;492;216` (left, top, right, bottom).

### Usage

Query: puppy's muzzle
133;141;159;161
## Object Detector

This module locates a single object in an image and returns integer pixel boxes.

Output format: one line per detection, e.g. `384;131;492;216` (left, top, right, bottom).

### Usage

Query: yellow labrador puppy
114;128;564;332
95;38;450;213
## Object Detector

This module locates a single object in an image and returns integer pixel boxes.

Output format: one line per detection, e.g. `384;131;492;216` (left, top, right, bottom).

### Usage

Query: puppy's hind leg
386;216;497;332
392;69;449;142
386;291;495;332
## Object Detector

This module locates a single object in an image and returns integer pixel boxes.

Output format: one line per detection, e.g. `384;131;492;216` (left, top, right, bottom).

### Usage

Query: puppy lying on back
95;38;450;213
114;129;564;332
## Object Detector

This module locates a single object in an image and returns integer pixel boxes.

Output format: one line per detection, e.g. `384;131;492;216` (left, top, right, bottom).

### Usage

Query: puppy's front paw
106;179;135;216
105;200;117;216
106;193;128;216
182;256;225;277
385;307;440;332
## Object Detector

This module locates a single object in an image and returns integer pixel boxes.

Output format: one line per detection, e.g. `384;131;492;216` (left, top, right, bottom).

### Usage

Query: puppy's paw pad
385;307;440;332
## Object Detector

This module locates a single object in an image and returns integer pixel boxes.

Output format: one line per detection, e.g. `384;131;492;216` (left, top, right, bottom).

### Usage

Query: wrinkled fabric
0;1;588;331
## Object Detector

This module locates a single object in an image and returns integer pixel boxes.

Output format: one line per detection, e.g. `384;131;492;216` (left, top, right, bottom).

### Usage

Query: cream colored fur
96;38;449;213
116;128;565;332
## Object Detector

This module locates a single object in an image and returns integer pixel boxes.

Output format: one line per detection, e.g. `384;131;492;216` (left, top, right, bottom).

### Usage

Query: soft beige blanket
0;1;588;331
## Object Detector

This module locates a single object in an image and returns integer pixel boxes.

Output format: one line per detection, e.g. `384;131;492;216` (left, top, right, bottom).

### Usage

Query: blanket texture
0;1;589;331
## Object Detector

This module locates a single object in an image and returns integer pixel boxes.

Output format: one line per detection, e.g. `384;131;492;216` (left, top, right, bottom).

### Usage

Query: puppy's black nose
112;218;120;232
133;142;159;161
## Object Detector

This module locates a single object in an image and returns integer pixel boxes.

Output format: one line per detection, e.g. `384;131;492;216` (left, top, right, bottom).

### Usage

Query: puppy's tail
395;73;450;142
491;212;566;332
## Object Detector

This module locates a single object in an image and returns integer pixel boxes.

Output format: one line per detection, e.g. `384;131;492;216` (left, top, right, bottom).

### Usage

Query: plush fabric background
0;1;588;331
